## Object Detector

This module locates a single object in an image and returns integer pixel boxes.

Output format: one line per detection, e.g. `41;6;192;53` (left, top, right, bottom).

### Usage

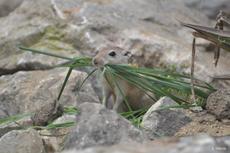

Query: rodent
92;46;150;112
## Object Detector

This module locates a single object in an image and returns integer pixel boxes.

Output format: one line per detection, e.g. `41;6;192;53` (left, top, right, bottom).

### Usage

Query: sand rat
92;46;152;112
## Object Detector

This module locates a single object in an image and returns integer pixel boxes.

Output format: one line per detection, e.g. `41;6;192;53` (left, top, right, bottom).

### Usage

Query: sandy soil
176;110;230;137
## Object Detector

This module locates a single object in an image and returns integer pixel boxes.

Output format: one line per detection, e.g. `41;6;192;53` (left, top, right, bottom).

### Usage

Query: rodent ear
124;51;132;57
94;48;100;56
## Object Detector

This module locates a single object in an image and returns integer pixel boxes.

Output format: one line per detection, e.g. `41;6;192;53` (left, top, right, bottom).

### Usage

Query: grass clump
19;46;215;106
104;64;215;106
0;106;79;132
4;46;216;129
120;108;147;128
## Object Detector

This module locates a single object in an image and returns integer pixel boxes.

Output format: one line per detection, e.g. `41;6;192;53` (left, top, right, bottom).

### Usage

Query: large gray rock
141;97;192;139
0;129;45;153
49;0;230;85
0;0;229;85
0;0;24;17
0;0;79;76
206;89;230;120
62;134;230;153
0;68;99;119
184;0;230;19
0;115;32;137
63;102;147;150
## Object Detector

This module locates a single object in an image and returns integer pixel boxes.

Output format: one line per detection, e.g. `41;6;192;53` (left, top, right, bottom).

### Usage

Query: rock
177;134;230;153
184;0;230;19
0;0;229;83
141;97;192;139
0;129;45;153
63;102;147;150
0;0;24;17
41;114;77;153
206;89;230;120
0;115;32;137
62;134;230;153
51;0;230;85
0;68;99;119
31;100;64;126
0;0;79;76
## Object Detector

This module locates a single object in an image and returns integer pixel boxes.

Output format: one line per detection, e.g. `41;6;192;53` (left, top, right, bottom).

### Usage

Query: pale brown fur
92;46;149;112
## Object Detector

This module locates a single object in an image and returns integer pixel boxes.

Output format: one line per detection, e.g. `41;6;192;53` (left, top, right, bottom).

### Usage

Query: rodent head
92;46;131;67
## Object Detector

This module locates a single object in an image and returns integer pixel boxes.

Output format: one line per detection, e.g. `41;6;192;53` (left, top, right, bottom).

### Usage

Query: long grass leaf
0;113;32;126
105;64;215;105
19;46;73;60
105;67;134;112
57;67;73;100
77;68;97;91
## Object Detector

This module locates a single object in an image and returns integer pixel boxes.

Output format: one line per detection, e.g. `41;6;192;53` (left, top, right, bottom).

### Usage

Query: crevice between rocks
0;65;54;76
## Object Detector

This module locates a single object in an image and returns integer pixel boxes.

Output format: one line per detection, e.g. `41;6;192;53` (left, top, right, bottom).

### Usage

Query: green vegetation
0;106;79;131
33;121;76;130
0;46;216;129
0;113;31;125
104;64;215;105
120;108;147;128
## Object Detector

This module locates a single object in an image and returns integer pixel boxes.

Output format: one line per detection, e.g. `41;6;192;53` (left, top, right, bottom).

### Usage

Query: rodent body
92;46;147;112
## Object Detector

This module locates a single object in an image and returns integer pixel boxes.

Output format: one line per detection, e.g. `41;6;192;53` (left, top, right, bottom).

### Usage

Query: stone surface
0;129;45;153
0;0;229;85
184;0;230;19
41;114;77;153
0;115;32;137
0;0;230;152
0;0;79;76
31;101;64;126
63;102;147;150
0;68;99;119
0;0;24;17
206;89;230;120
48;0;230;85
0;0;229;81
62;134;230;153
141;97;192;139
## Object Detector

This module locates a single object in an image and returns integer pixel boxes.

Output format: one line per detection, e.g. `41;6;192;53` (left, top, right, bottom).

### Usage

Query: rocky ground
0;0;230;153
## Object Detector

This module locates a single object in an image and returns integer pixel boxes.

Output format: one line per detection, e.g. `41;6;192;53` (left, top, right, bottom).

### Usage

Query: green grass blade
33;121;76;130
77;68;97;91
45;121;76;130
19;46;73;60
0;113;32;126
64;106;79;115
105;64;215;105
57;67;73;101
105;67;134;113
60;57;92;68
106;65;186;103
57;59;94;100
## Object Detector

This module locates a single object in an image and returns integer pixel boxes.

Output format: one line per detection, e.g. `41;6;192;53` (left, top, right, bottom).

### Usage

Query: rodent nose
92;58;98;66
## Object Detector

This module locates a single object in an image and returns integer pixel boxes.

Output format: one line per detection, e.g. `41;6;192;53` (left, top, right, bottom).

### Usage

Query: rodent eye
124;51;131;56
108;51;116;57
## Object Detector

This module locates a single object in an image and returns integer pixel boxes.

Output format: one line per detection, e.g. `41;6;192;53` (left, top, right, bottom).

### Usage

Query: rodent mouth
93;64;104;71
98;66;105;71
93;64;103;68
99;67;104;71
92;59;104;69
